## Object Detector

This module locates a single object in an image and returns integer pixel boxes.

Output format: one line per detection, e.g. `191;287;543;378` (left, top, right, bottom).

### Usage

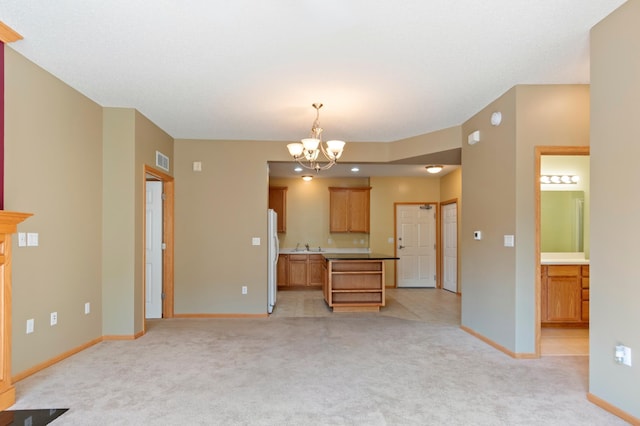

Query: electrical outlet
18;232;27;247
242;286;248;295
84;302;91;314
50;312;58;326
26;319;34;334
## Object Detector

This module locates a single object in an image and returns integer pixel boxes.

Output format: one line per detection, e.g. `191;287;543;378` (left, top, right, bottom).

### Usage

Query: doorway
143;165;175;327
441;200;458;293
535;146;589;356
395;203;437;288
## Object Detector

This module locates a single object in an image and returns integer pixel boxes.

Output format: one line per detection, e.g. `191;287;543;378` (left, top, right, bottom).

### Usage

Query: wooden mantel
0;211;32;410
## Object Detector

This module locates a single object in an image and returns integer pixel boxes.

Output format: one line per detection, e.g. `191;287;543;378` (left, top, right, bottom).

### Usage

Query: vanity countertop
541;252;589;265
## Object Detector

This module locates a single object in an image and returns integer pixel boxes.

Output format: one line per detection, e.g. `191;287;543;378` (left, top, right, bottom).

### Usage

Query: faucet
305;243;310;251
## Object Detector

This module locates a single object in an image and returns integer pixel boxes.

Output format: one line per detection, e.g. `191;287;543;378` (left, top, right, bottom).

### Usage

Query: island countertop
323;253;399;261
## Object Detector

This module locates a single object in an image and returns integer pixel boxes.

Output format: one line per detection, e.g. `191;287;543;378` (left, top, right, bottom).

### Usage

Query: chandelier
286;103;345;172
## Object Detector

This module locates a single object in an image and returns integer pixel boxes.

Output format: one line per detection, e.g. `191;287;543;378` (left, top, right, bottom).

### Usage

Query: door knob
398;245;405;249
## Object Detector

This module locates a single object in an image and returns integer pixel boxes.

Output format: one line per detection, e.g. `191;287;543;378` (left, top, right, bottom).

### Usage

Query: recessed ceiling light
294;166;303;172
351;167;360;173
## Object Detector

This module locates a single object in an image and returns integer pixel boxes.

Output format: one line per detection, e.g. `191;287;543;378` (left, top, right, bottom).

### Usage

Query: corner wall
4;47;103;374
461;84;589;355
590;0;640;418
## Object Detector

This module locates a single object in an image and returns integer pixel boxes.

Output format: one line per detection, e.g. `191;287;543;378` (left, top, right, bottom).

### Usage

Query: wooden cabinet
278;253;325;289
541;264;589;327
581;265;590;322
277;254;288;287
288;254;308;286
268;186;287;233
325;259;385;312
309;255;325;286
329;187;371;233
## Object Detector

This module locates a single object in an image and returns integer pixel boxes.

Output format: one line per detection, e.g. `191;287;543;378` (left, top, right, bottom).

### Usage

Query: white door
396;204;436;288
442;203;458;293
145;181;163;319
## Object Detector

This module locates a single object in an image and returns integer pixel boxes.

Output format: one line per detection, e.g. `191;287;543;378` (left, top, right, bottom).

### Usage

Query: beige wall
102;108;135;335
102;108;174;336
269;177;370;250
4;47;104;374
461;84;589;355
461;87;518;350
369;176;441;286
173;140;281;314
590;0;640;418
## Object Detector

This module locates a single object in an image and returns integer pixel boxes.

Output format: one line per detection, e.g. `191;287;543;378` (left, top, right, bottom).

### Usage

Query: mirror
540;155;589;255
541;191;584;252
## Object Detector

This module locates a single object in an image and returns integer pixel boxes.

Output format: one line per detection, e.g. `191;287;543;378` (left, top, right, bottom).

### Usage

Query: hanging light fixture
287;103;345;172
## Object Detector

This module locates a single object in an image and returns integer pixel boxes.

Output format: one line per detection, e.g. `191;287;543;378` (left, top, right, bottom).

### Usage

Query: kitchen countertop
279;248;371;255
323;253;399;260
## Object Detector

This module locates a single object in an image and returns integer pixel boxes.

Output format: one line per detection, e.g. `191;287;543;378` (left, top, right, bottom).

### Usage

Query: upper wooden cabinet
268;186;287;233
329;187;371;233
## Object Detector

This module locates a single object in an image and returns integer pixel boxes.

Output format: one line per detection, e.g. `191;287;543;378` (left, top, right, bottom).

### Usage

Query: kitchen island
322;253;399;312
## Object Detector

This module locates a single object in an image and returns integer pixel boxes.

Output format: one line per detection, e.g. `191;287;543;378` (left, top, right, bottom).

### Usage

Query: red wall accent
0;42;4;210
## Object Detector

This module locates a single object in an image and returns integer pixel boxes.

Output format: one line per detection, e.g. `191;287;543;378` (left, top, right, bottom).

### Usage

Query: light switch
193;161;202;172
473;231;482;240
18;232;27;247
27;232;39;247
252;237;260;246
504;235;515;247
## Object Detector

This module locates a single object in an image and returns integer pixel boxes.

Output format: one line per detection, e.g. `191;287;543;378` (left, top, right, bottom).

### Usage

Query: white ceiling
1;1;624;149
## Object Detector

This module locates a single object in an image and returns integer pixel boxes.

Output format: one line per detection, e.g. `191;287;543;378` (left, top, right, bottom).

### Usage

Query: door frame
143;165;175;328
393;202;440;288
440;198;459;293
534;146;589;355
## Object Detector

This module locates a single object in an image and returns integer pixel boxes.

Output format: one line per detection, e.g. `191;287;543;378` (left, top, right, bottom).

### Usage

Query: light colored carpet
10;290;624;425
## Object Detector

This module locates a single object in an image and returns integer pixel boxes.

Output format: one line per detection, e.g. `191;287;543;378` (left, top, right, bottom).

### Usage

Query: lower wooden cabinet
278;253;325;289
541;264;589;327
277;254;288;287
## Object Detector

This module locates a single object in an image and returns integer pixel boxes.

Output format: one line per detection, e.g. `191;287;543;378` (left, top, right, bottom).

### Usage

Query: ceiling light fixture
302;175;313;181
287;103;345;172
540;175;579;184
425;165;443;174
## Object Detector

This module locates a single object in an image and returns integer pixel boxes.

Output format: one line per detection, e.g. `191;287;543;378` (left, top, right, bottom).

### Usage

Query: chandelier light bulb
286;103;346;172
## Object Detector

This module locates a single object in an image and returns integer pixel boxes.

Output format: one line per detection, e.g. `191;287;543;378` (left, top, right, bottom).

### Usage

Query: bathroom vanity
541;253;589;327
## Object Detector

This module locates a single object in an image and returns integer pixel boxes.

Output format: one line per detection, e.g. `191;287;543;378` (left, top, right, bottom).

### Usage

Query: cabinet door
268;187;287;233
348;188;370;233
277;254;288;287
288;257;308;286
329;189;350;232
329;188;370;233
545;276;581;322
308;255;325;287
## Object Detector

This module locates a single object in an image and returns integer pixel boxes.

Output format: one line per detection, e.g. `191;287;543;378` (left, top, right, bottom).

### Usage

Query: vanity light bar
540;175;579;184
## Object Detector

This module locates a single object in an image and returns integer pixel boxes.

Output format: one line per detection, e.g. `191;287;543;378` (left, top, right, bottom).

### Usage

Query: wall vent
155;151;169;171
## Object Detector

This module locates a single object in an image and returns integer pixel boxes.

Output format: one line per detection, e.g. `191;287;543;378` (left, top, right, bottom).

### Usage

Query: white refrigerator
267;209;279;313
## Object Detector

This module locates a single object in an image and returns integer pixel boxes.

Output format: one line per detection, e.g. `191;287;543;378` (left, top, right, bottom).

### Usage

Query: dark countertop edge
323;253;399;260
